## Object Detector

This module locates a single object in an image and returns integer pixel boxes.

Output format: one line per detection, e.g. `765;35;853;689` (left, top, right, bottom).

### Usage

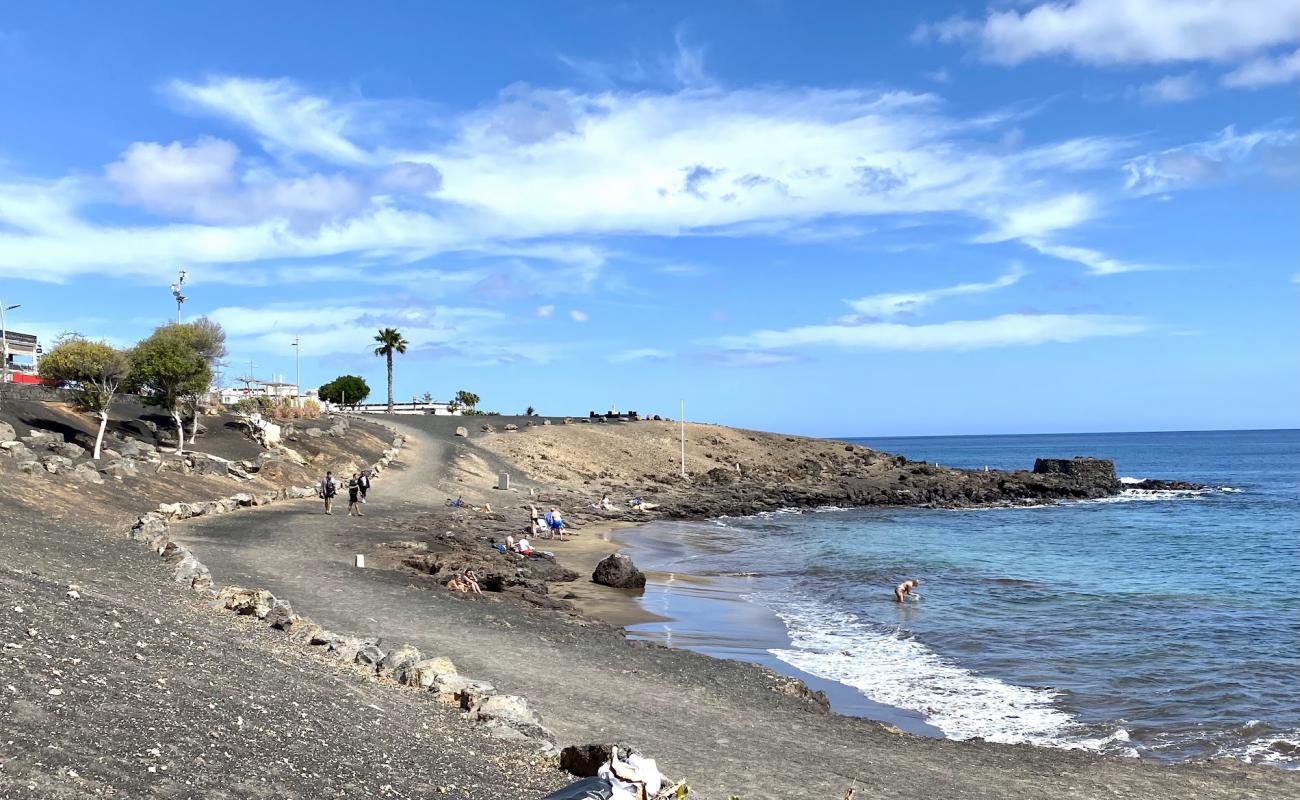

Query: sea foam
766;597;1125;751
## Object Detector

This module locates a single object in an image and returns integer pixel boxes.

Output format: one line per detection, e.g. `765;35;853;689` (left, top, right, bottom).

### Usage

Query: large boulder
69;463;105;485
592;553;647;589
0;421;15;441
190;456;230;477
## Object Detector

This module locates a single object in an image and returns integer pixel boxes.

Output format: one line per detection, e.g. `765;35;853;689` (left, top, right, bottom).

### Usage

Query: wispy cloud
722;313;1148;352
1126;73;1204;104
1221;49;1300;87
568;309;589;322
610;347;672;363
1124;125;1299;195
843;265;1026;321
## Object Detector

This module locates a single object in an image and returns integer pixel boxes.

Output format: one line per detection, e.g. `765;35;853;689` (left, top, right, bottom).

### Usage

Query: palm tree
372;328;408;413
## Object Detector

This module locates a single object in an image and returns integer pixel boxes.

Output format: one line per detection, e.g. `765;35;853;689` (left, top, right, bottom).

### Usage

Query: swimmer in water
894;578;921;603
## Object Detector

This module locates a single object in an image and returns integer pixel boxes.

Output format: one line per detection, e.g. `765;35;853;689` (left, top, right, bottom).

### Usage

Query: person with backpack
320;471;337;515
358;471;371;504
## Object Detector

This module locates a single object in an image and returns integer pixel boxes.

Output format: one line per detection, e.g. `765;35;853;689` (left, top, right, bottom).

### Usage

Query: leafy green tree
39;335;130;459
127;324;213;455
179;317;227;443
318;375;370;406
525;405;536;417
372;328;408;413
454;390;480;412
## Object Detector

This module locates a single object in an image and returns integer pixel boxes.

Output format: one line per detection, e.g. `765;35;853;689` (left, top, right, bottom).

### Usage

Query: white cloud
166;76;374;165
1221;49;1300;87
610;348;672;363
1026;242;1151;275
1124;125;1299;195
722;313;1148;351
569;309;589;322
1128;73;1203;103
921;0;1300;67
105;137;367;226
208;298;554;365
536;304;555;318
977;193;1096;243
845;266;1025;320
0;77;1146;282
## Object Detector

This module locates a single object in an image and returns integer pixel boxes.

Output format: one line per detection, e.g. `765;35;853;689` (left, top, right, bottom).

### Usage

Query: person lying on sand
472;503;493;513
894;579;921;603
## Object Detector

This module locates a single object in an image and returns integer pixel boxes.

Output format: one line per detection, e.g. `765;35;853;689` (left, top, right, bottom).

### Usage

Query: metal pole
0;301;8;384
680;399;686;479
0;301;19;384
292;336;300;406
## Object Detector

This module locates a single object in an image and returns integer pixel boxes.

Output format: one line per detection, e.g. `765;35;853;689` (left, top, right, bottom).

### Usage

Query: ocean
621;429;1300;768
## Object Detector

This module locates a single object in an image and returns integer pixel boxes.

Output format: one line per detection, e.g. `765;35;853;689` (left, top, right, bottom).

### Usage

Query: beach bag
540;776;613;800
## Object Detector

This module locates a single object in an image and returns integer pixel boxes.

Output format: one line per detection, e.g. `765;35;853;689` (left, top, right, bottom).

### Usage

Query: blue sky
1;1;1296;436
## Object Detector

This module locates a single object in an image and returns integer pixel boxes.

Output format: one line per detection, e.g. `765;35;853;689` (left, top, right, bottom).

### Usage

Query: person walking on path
320;471;337;515
358;471;371;504
347;473;364;517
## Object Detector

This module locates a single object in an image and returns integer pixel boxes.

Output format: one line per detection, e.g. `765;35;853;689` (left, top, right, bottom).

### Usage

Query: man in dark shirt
347;473;364;517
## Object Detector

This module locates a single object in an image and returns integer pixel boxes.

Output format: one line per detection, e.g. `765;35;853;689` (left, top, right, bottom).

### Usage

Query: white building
219;378;304;407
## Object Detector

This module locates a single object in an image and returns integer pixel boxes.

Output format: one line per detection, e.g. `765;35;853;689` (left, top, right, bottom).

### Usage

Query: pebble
49;688;63;696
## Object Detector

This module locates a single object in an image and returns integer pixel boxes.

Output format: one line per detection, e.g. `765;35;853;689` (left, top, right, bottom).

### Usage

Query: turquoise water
625;429;1300;767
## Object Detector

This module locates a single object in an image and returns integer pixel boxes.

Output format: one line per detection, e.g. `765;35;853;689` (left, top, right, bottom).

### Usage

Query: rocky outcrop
1033;457;1118;487
592;553;647;589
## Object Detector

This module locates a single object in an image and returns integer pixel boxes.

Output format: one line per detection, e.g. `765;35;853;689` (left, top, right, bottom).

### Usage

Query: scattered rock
454;426;468;438
431;673;494;707
503;423;519;432
355;644;386;670
396;656;457;689
264;600;302;631
481;424;495;433
591;553;647;589
0;421;15;441
468;695;554;742
378;644;422;678
217;586;275;619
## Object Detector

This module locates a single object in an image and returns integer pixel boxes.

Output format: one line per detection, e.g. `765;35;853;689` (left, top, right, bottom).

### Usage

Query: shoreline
550;515;945;738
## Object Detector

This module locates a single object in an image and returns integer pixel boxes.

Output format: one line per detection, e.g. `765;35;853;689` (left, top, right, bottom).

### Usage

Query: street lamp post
0;300;20;384
291;336;301;406
170;270;187;324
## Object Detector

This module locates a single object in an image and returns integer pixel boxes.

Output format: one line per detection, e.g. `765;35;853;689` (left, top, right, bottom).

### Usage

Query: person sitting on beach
515;536;533;555
894;578;921;603
447;570;481;594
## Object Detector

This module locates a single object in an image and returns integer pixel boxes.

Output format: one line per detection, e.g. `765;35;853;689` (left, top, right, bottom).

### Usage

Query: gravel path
169;415;1300;800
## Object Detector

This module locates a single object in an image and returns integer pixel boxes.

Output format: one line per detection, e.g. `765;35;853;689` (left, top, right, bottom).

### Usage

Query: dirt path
172;416;1300;800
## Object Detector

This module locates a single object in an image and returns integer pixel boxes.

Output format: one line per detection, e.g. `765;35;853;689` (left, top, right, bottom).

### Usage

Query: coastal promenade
172;416;1300;799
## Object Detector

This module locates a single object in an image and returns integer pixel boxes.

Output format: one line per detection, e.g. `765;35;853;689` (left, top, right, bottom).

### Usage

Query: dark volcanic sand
165;415;1300;799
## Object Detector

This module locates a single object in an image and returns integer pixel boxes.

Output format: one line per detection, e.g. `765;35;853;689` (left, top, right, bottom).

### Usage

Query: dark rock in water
1121;478;1206;491
1033;457;1118;486
592;553;646;589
